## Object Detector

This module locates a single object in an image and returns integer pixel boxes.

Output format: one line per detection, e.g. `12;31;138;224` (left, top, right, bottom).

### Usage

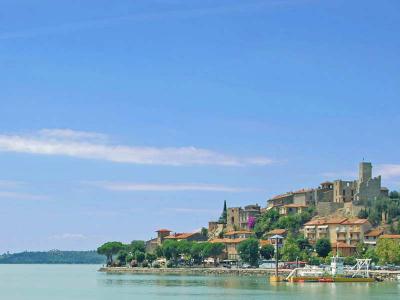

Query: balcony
336;227;346;233
336;235;346;241
349;226;361;233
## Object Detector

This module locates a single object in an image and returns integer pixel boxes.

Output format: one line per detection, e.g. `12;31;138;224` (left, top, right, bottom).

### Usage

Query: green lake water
0;265;399;299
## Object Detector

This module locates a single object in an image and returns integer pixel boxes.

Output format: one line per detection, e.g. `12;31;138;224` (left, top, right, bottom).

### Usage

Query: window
343;189;346;196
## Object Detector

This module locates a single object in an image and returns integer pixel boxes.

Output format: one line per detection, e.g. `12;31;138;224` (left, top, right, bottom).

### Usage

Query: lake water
0;265;399;299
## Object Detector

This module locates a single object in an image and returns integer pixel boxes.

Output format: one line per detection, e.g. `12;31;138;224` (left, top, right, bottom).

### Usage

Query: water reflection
97;273;400;300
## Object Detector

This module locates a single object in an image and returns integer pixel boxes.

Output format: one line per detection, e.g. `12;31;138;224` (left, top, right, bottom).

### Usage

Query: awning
317;225;329;229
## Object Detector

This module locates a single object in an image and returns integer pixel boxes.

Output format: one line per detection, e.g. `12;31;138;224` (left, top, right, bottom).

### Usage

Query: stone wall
316;202;344;216
99;267;290;277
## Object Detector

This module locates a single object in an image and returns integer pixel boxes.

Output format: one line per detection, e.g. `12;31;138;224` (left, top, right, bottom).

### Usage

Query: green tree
358;209;368;219
253;209;280;238
363;247;379;264
155;246;163;258
145;253;157;264
344;256;356;265
237;239;260;266
376;238;400;264
135;251;145;263
368;209;381;226
296;237;312;251
389;191;399;199
161;240;180;263
129;240;145;254
97;242;125;265
177;240;192;257
259;244;274;260
200;227;208;238
218;200;228;224
190;243;206;265
280;237;301;261
203;243;225;266
315;238;331;258
116;250;128;266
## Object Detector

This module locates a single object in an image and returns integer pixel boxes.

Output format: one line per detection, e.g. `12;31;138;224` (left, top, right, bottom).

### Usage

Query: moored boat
286;256;375;283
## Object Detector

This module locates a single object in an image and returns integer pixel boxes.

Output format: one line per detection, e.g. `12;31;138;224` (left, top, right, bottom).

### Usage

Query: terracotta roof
341;218;369;225
226;238;247;244
293;189;313;194
164;235;179;240
224;230;253;236
209;238;248;244
156;229;172;233
365;229;384;237
259;240;271;247
332;242;356;248
305;217;348;226
282;204;307;208
209;238;227;244
271;193;293;200
164;232;199;240
267;229;287;235
175;232;197;239
380;234;400;239
321;181;333;185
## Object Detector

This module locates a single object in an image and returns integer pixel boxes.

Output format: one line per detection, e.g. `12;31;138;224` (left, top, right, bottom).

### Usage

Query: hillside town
98;162;400;269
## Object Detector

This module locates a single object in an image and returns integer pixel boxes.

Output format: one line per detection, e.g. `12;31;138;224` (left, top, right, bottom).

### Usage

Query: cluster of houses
145;162;400;260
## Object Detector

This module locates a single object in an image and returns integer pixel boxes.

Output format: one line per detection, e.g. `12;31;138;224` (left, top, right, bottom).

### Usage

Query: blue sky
0;0;399;252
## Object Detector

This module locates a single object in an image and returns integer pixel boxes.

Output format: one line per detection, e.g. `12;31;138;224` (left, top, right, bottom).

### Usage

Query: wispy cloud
167;207;220;214
39;129;107;141
0;180;25;188
322;164;400;183
0;191;48;201
321;171;357;180
0;129;273;166
49;233;87;240
376;164;400;180
87;181;257;192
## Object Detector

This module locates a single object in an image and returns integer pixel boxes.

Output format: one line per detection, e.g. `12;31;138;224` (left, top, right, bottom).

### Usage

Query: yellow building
303;217;372;255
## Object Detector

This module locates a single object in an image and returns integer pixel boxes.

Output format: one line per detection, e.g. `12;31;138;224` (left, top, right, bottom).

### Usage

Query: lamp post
271;234;283;279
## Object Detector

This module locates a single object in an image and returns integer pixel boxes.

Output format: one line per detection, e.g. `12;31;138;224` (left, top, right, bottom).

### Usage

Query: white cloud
39;129;107;141
0;129;273;166
376;164;400;180
0;191;47;201
50;233;87;240
87;181;256;192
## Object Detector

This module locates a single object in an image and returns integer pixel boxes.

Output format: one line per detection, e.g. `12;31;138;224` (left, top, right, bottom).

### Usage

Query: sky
0;0;399;253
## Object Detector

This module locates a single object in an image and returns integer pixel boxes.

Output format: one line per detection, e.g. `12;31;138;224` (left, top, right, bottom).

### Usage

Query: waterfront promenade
99;267;400;281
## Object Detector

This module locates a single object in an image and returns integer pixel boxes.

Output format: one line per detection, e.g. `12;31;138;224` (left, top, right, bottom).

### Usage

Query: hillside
0;250;105;264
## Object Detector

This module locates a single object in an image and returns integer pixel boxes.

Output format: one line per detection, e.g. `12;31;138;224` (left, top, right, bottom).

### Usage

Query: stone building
145;229;172;253
333;162;384;203
268;162;387;210
278;204;307;216
163;232;207;242
226;204;261;231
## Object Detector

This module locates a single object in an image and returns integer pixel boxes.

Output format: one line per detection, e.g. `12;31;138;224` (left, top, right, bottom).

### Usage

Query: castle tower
359;162;372;182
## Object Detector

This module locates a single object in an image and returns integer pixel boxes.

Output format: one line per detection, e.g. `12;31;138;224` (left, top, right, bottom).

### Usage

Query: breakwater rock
98;267;290;277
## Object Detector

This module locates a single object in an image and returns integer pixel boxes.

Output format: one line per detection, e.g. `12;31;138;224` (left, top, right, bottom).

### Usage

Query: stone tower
359;162;372;182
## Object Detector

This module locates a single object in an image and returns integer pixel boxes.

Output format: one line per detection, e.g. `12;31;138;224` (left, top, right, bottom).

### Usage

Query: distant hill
0;250;105;264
